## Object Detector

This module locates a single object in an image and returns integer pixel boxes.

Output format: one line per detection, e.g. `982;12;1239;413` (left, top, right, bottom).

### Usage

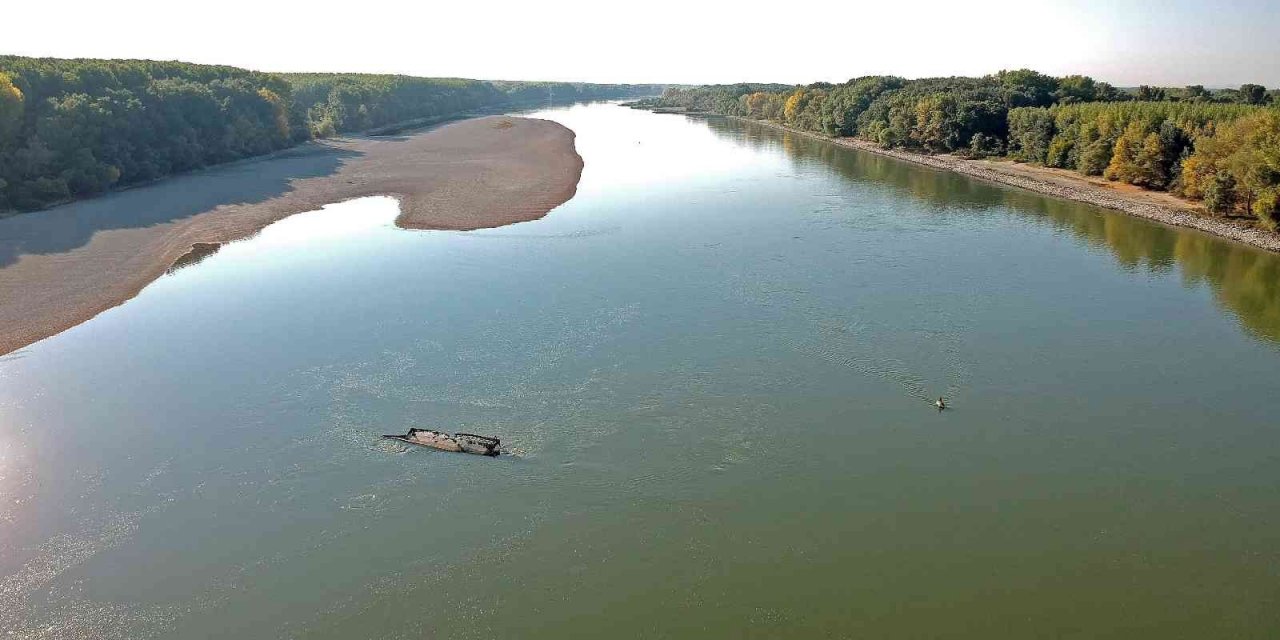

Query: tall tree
1238;84;1269;105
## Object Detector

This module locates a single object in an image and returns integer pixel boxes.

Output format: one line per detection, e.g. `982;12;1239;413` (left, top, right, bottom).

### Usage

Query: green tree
1238;84;1269;105
1132;132;1169;188
1181;85;1212;102
1203;171;1237;214
996;69;1058;107
1053;75;1097;104
968;133;1003;158
912;93;963;151
1181;109;1280;222
0;56;659;212
654;70;1279;225
1007;107;1055;162
1136;85;1167;101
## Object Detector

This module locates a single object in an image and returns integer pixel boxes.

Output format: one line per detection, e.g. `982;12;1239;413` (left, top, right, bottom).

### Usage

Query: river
2;102;1278;638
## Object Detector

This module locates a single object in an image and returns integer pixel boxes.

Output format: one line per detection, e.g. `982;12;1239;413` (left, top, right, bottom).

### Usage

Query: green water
2;103;1279;638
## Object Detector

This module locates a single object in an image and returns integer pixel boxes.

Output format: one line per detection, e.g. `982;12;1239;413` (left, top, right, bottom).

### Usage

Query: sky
6;0;1280;87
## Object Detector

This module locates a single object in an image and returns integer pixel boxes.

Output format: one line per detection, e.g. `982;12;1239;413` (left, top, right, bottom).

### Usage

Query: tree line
0;56;660;212
654;71;1280;230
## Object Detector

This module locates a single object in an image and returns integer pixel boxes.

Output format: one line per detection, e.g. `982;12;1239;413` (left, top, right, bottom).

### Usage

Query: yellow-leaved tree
257;88;290;142
783;90;806;125
1182;109;1280;228
0;72;24;145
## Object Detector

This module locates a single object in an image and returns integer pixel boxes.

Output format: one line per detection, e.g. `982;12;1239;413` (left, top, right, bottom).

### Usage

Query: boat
383;428;501;456
454;432;502;456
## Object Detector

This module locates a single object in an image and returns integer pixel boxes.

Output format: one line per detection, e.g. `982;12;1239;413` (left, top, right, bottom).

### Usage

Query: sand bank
0;116;583;356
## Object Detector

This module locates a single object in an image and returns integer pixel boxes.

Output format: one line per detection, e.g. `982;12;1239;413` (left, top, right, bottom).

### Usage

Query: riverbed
2;102;1278;638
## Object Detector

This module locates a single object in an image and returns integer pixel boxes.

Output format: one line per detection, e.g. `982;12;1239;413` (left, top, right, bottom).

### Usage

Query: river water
2;103;1278;638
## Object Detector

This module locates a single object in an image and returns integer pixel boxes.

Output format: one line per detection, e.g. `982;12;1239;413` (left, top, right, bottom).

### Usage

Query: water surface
2;103;1279;638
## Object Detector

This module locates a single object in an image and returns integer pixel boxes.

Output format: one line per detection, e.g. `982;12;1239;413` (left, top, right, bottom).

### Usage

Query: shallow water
2;103;1279;638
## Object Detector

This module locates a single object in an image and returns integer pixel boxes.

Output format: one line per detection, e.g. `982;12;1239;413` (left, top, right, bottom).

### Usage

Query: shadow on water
704;116;1280;344
0;100;611;268
0;144;361;269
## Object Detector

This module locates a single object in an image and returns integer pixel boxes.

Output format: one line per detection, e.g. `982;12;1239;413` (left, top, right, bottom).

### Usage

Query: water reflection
704;116;1280;344
3;103;1280;639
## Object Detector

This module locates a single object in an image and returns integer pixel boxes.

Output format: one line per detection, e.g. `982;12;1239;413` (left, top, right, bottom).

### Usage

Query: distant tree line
655;71;1280;230
490;80;667;105
282;74;505;138
0;56;660;212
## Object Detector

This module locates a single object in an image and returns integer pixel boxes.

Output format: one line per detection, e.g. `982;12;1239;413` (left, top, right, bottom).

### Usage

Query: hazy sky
7;0;1280;87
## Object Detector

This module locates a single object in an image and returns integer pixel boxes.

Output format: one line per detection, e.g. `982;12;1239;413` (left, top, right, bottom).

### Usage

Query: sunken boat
383;428;501;456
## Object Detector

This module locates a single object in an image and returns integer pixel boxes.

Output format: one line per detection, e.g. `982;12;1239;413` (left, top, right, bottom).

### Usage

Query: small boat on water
383;428;501;456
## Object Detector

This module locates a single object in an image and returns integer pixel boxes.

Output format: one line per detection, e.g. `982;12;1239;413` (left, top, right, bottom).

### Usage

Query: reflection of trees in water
705;116;1280;344
1174;235;1280;343
1024;197;1280;343
713;117;1008;211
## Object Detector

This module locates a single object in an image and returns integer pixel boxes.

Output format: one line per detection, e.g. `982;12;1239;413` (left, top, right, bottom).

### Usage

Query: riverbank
715;114;1280;254
0;116;583;356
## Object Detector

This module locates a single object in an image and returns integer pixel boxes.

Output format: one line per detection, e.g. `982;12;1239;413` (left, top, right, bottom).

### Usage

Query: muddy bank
728;117;1280;254
0;116;583;356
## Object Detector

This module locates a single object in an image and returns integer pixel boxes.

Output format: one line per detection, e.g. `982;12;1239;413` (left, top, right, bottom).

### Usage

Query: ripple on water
0;509;203;638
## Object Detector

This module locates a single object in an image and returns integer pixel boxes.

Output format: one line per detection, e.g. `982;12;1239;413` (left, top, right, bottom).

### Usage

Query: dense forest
0;56;660;212
653;72;1280;230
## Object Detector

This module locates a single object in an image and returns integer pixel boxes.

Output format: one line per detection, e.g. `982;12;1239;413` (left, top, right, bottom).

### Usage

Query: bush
1254;189;1279;230
1203;172;1238;215
968;133;1004;158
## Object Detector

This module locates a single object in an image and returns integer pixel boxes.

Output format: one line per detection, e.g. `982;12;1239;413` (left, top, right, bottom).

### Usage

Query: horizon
7;0;1280;87
1;54;1268;93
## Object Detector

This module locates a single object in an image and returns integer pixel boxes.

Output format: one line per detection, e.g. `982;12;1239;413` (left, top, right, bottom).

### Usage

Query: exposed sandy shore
0;116;583;356
729;117;1280;254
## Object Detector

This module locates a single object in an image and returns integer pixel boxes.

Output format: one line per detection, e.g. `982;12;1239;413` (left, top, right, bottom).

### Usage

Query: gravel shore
734;117;1280;254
